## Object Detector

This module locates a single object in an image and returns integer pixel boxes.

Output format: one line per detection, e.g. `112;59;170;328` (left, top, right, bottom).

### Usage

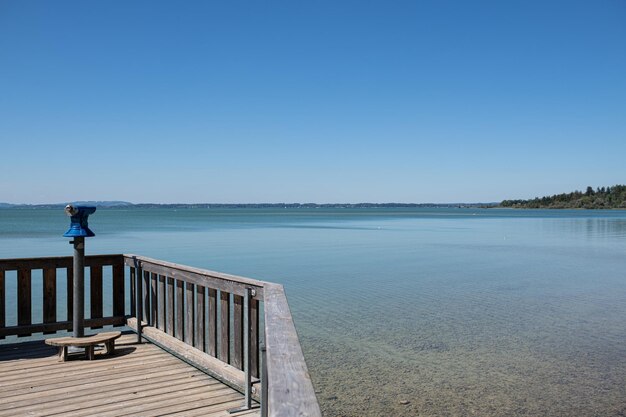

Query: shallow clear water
1;208;625;416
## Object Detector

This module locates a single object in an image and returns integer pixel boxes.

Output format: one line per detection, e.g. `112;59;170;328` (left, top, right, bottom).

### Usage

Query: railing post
0;270;4;340
261;343;268;417
134;258;143;343
243;287;252;408
229;287;256;414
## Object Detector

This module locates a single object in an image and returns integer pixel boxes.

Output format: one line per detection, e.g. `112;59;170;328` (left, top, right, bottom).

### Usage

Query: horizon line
0;201;499;207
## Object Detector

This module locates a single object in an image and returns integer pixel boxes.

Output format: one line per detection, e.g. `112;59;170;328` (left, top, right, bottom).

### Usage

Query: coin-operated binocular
63;205;97;338
63;205;96;237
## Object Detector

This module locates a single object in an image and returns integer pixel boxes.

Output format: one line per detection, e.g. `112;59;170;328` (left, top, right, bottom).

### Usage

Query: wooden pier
0;254;321;416
0;334;259;416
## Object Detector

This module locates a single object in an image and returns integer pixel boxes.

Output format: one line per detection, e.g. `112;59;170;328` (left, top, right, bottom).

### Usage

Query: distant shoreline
3;202;626;210
4;186;625;210
0;202;498;210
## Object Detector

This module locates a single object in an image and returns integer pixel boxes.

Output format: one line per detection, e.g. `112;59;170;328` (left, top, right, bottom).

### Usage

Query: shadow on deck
0;334;260;417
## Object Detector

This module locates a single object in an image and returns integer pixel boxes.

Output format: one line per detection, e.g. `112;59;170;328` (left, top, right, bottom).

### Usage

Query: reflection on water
542;217;626;240
1;208;625;416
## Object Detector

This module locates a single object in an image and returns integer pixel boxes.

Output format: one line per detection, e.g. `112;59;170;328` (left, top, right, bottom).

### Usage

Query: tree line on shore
500;185;626;209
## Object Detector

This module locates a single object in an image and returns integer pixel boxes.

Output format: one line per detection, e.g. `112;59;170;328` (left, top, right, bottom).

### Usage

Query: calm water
1;208;626;416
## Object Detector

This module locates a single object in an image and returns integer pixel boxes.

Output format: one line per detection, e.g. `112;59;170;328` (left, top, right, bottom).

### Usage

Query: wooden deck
0;334;260;417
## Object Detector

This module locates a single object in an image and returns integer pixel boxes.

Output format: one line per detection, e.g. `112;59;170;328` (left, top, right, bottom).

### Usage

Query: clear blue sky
1;0;624;204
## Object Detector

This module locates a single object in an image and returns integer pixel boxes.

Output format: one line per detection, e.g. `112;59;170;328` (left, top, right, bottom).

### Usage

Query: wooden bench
45;331;122;361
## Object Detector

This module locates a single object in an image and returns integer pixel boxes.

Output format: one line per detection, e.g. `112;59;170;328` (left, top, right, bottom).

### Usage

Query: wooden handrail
122;254;265;299
0;254;123;271
264;283;322;417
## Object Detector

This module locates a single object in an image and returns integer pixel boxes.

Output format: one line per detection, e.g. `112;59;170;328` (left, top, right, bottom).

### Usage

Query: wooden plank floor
0;334;260;417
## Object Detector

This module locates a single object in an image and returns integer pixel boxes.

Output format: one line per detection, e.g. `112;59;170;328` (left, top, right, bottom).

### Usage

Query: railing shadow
0;340;57;360
0;340;137;362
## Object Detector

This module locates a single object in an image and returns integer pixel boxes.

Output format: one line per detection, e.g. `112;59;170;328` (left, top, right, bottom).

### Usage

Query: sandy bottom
294;288;626;417
303;334;626;416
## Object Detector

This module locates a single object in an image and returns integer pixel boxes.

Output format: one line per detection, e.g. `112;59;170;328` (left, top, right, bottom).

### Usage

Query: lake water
1;208;625;416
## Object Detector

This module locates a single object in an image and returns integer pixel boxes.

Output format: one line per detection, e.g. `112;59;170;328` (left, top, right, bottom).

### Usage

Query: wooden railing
0;254;321;417
0;254;126;338
123;254;263;390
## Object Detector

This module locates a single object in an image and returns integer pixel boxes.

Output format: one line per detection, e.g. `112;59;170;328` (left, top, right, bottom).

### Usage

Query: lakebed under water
1;208;625;416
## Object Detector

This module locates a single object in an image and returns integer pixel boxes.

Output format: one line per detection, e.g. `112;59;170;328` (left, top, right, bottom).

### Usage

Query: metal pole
229;287;254;414
261;344;268;417
72;236;85;338
243;287;252;409
135;259;143;344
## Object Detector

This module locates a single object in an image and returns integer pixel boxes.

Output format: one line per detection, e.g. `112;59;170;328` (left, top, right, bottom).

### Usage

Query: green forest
500;185;626;209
